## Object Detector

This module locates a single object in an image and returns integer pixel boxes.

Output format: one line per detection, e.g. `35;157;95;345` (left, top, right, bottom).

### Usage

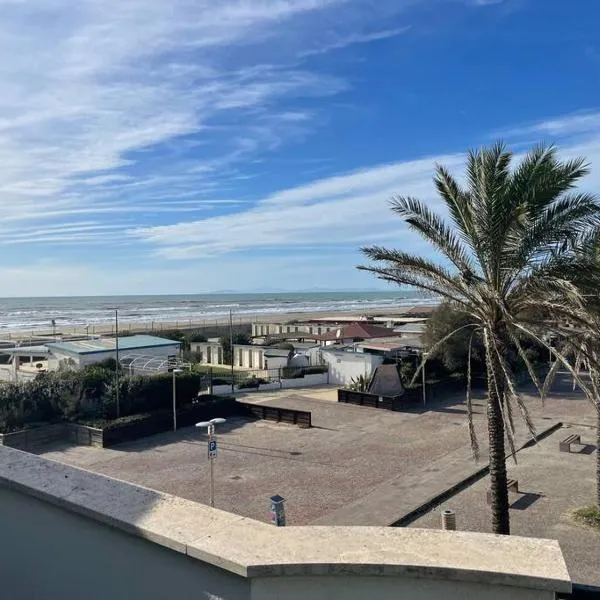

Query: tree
545;230;600;509
220;332;251;365
359;143;600;534
424;303;485;376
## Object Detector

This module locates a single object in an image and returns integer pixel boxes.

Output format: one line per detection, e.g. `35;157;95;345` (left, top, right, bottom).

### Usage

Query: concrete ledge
0;446;571;594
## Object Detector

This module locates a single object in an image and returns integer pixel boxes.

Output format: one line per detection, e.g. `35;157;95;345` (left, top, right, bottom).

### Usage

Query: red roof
317;322;403;341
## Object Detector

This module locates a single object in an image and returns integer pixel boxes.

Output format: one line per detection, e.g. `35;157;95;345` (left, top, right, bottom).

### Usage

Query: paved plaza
37;376;599;585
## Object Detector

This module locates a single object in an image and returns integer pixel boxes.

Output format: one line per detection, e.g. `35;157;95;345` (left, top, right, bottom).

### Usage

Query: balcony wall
0;446;571;600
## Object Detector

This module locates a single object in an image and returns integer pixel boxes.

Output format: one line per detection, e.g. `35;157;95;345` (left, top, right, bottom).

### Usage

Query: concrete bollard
441;509;456;531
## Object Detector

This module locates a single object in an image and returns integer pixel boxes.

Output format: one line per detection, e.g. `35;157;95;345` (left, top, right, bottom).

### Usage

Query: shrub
572;505;600;529
0;366;206;432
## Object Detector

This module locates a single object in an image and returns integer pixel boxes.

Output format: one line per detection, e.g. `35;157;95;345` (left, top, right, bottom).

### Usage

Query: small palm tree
359;143;600;534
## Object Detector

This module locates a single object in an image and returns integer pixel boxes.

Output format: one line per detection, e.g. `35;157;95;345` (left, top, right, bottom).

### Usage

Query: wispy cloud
300;27;410;57
132;110;600;260
0;0;516;251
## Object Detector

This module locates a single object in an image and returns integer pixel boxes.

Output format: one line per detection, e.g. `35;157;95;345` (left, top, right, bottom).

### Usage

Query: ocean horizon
0;290;436;332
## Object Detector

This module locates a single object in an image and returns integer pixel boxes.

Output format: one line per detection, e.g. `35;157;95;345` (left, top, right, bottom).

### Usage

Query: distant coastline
0;291;439;337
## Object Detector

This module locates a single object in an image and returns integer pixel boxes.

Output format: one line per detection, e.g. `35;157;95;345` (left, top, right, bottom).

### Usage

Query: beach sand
1;304;438;342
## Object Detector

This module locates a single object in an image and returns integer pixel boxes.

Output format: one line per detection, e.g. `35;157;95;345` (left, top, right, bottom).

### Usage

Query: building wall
320;349;383;386
252;575;551;600
191;342;224;366
233;345;265;369
0;447;571;600
251;322;337;337
0;486;250;600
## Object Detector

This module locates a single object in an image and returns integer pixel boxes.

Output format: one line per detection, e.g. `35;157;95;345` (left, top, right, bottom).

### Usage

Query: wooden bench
487;478;519;504
559;433;581;453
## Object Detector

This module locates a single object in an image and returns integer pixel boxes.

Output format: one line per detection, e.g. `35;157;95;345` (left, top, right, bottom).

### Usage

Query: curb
391;421;563;527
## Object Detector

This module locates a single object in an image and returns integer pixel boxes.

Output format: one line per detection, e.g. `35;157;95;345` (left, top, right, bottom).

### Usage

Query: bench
559;433;581;453
487;478;519;504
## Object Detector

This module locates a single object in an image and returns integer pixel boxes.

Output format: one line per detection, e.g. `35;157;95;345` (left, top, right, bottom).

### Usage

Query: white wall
191;342;223;365
320;350;383;386
252;575;553;600
0;447;571;600
0;485;250;600
263;354;287;370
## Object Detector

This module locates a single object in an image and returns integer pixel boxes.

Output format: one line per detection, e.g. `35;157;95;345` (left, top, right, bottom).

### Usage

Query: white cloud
0;0;519;250
0;0;357;241
132;110;600;260
300;27;410;57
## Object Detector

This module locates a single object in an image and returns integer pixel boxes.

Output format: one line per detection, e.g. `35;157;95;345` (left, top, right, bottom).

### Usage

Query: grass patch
571;505;600;530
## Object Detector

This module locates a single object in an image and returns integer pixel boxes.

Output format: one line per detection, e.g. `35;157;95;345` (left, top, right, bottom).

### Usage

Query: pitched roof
317;322;402;341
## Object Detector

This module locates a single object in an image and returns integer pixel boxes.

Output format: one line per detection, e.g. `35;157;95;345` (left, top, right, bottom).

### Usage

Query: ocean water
0;291;434;332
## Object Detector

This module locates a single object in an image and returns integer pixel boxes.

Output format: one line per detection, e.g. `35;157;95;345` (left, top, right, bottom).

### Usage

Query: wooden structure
239;402;311;428
559;433;581;453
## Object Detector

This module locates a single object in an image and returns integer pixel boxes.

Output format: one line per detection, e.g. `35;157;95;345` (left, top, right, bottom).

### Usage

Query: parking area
409;424;599;587
38;385;494;525
38;377;593;526
37;375;599;585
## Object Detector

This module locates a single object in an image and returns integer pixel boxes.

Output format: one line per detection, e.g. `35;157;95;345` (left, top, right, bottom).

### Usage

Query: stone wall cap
0;446;571;593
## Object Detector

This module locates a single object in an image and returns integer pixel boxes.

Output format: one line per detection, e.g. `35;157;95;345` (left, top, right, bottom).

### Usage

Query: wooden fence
338;379;469;412
239;402;311;428
337;389;397;410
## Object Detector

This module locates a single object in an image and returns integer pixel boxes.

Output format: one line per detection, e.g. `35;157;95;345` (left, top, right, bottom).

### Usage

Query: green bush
0;367;205;433
572;505;600;529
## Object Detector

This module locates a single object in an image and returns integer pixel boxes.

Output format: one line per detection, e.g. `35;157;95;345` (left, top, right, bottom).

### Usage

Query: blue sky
1;0;600;296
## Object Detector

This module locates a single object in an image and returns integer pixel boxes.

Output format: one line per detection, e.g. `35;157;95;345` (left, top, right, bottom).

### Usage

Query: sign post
208;437;217;507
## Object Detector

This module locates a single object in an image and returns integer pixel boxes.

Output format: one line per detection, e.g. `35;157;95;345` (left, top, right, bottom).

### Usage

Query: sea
0;291;435;333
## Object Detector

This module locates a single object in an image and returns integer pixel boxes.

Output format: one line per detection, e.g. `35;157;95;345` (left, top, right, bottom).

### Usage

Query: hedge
0;366;208;433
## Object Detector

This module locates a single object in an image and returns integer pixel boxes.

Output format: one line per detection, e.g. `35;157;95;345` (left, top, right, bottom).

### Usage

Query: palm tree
359;143;600;534
545;230;600;508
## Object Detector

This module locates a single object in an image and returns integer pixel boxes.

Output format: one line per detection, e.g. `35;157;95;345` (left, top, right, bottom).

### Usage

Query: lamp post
171;367;182;431
114;308;120;419
421;351;428;406
196;418;226;508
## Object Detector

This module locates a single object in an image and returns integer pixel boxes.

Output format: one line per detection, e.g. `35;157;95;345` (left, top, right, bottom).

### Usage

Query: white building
319;347;384;386
46;335;181;370
190;340;321;372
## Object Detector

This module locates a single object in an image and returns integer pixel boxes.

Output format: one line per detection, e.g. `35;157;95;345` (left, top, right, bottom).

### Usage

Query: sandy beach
0;304;438;343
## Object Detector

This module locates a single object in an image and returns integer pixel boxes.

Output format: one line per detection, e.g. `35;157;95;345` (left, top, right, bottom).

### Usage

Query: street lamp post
421;351;428;406
171;368;182;431
196;418;226;508
114;309;120;419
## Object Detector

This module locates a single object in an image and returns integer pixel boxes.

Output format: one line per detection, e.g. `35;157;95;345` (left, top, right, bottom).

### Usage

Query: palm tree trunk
596;403;600;508
486;355;511;535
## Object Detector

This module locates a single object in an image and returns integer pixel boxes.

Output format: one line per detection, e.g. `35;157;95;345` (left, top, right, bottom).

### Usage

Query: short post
279;368;283;389
441;509;456;531
270;494;286;526
421;351;428;406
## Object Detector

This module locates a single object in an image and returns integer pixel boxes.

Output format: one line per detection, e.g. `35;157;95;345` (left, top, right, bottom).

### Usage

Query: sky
1;0;600;296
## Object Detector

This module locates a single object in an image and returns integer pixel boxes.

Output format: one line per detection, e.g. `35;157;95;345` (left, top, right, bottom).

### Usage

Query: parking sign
208;439;217;459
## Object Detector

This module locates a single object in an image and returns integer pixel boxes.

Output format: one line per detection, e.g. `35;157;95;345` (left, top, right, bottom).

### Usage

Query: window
238;348;243;366
248;350;253;368
207;346;212;363
218;346;223;364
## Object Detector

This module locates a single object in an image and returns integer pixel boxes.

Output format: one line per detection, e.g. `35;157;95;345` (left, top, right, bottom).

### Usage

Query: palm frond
390;196;477;272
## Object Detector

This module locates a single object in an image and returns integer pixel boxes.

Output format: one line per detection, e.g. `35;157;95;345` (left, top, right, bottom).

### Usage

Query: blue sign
208;439;217;459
